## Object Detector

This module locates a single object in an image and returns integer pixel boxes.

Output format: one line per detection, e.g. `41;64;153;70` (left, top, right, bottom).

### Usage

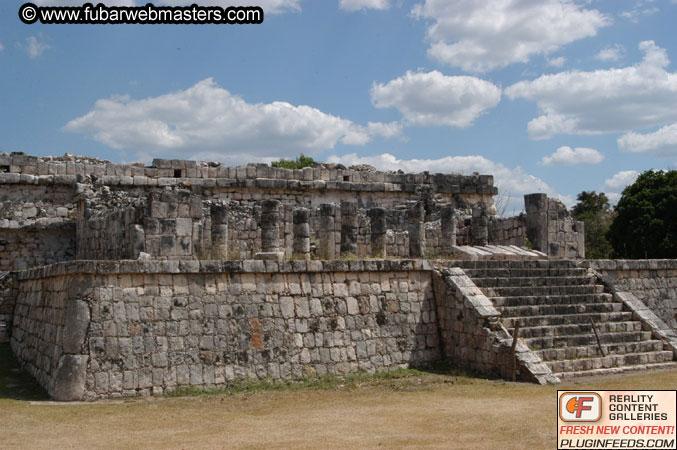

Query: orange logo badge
559;392;602;422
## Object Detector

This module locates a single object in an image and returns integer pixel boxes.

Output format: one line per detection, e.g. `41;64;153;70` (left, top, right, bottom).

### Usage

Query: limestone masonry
0;152;675;400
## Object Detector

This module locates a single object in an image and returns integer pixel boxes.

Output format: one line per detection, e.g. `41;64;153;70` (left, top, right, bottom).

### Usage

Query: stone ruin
1;152;675;400
0;152;585;271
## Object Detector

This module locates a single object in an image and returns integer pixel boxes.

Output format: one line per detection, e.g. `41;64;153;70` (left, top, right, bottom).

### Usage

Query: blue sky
2;0;677;214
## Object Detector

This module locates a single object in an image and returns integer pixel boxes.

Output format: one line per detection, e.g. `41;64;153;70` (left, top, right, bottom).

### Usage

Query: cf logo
559;392;602;422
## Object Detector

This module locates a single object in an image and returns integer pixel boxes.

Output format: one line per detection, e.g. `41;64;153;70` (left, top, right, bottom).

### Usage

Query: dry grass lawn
1;367;676;450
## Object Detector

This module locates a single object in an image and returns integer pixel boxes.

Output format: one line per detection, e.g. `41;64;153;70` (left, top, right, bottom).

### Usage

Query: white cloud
411;0;609;73
328;152;564;214
547;56;566;68
0;43;4;52
370;70;501;127
618;123;677;156
595;44;625;62
33;0;300;13
604;170;639;191
541;146;604;166
505;41;677;140
64;78;401;160
18;36;50;59
604;170;639;204
339;0;389;12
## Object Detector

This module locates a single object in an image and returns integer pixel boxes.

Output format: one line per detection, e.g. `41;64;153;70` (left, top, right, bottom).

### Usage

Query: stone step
545;350;674;374
502;311;633;328
514;321;644;338
464;267;587;278
492;293;613;307
553;362;677;379
500;302;623;318
525;331;654;349
454;260;578;269
481;284;604;297
473;276;596;288
536;340;666;361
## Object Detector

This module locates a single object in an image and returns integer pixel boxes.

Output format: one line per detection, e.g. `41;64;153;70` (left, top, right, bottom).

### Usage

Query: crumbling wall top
0;152;497;196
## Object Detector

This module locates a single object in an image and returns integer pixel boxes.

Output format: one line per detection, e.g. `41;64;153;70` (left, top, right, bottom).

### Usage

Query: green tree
607;170;677;259
271;154;315;169
571;191;613;259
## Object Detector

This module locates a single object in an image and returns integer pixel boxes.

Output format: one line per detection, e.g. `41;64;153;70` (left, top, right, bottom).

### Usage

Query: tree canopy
607;170;677;259
271;154;315;170
572;191;611;217
571;191;613;259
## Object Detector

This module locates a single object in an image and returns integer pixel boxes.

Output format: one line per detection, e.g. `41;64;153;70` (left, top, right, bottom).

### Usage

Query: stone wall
585;260;677;330
9;258;560;400
11;259;445;400
525;194;584;258
0;272;16;343
488;215;527;247
1;153;497;201
0;226;75;271
0;180;76;270
9;270;90;399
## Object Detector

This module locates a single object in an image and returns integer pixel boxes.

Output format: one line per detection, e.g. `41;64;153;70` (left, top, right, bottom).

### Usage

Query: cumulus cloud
370;70;501;127
328;152;566;214
617;123;677;156
411;0;609;73
33;0;300;13
339;0;389;12
506;41;677;140
18;36;50;59
604;170;639;204
64;78;401;160
540;146;604;166
595;44;625;62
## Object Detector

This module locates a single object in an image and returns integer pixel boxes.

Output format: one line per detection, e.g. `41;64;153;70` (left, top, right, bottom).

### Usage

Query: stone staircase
458;260;677;379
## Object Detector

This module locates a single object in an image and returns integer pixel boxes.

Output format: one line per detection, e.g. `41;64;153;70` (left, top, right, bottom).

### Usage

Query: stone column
524;193;548;253
318;203;336;260
471;203;489;246
210;203;229;259
260;199;280;253
340;201;358;256
367;207;386;258
407;202;424;258
440;205;457;255
292;208;310;261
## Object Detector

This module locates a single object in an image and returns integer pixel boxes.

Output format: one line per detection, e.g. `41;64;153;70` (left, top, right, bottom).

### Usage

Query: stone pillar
292;208;310;261
340;201;358;256
260;200;280;253
440;205;457;255
367;207;386;258
524;193;548;253
471;203;489;246
407;202;424;258
210;203;229;259
318;203;336;260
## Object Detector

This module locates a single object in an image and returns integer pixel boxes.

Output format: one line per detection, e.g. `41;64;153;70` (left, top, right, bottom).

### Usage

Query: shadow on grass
0;343;49;401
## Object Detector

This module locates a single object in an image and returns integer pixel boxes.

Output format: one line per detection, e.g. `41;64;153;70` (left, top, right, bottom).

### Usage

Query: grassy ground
1;343;675;449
